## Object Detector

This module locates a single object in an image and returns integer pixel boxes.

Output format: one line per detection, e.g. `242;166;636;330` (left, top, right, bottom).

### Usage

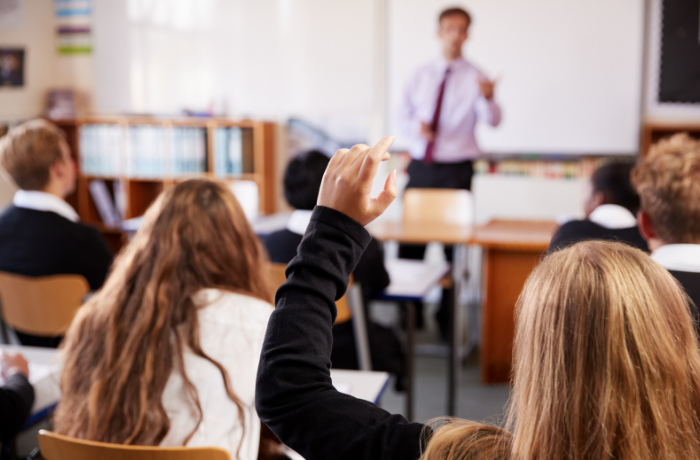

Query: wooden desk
368;221;473;246
474;220;558;384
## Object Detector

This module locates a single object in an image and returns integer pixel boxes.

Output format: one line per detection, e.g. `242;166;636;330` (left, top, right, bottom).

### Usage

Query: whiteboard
93;0;377;127
387;0;645;155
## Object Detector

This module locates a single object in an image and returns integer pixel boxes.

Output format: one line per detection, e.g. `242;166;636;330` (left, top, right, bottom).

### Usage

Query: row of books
79;124;215;178
213;127;254;175
472;157;624;180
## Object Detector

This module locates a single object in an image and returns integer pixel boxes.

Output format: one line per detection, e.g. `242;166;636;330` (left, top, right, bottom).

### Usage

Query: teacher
397;7;501;333
398;6;501;191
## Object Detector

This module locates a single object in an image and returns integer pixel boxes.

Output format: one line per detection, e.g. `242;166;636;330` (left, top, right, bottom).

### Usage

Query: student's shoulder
555;219;602;236
195;288;274;326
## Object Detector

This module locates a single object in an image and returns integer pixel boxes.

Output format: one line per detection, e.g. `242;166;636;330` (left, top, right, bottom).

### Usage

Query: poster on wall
54;0;92;54
0;48;24;87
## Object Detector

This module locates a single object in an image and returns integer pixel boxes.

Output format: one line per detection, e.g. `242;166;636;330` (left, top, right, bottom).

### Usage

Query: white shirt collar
286;209;313;236
588;204;637;230
13;190;79;222
651;244;700;273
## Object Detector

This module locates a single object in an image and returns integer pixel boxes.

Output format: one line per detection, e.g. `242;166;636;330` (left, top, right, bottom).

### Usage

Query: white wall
387;0;645;155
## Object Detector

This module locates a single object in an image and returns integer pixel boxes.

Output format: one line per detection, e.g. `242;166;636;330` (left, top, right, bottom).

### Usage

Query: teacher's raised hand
318;135;398;227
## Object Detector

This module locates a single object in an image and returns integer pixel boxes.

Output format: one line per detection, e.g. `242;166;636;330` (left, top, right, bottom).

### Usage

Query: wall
0;0;94;122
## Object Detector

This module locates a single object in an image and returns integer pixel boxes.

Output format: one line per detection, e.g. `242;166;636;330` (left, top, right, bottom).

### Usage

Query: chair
268;263;371;370
38;430;231;460
403;188;474;226
0;272;89;339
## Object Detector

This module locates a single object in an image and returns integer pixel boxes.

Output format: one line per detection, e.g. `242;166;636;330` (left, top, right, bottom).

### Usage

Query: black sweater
548;220;649;254
0;373;34;439
256;207;425;460
0;206;113;291
668;270;700;338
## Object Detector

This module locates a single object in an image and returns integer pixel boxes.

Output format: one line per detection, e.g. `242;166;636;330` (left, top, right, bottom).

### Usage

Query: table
0;346;390;419
331;369;391;404
473;220;558;384
369;220;472;417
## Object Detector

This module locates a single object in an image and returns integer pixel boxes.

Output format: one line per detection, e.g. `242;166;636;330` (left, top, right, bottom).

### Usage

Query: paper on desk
334;383;352;395
384;259;450;298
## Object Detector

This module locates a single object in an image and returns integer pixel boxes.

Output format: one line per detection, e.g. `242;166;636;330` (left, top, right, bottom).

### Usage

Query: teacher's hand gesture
318;135;398;226
478;76;497;100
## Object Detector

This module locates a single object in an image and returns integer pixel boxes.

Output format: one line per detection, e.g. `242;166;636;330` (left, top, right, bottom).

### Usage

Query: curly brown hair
631;133;700;244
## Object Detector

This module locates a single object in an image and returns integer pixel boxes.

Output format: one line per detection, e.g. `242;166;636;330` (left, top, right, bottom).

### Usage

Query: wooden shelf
53;116;277;253
641;122;700;156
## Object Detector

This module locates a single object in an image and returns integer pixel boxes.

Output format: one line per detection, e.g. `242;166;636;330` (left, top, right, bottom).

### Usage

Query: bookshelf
641;122;700;156
52;116;277;253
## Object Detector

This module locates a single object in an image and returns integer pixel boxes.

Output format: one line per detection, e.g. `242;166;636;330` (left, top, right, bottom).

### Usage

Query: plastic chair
268;263;371;370
0;272;89;338
38;430;231;460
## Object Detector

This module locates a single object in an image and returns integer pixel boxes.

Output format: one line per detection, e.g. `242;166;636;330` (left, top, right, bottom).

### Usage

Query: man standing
398;7;501;192
397;7;501;333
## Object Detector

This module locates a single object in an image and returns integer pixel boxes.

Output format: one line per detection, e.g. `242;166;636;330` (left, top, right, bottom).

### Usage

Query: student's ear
637;210;666;252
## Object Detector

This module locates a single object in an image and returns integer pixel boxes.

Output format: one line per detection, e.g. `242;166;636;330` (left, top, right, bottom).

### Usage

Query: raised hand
478;76;497;100
318;135;398;226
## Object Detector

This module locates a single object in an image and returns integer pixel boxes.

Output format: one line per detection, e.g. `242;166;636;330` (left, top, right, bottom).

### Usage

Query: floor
373;301;512;426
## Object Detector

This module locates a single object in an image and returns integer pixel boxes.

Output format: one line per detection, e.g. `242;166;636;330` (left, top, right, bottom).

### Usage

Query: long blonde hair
54;179;271;456
423;241;700;459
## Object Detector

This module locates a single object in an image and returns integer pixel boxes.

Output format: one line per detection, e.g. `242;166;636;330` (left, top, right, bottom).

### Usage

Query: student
54;180;277;460
256;137;700;460
632;133;700;323
0;352;34;440
548;162;648;253
0;120;113;347
264;150;403;385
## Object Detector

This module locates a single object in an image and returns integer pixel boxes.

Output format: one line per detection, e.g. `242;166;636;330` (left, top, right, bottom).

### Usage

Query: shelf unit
52;116;277;253
641;122;700;156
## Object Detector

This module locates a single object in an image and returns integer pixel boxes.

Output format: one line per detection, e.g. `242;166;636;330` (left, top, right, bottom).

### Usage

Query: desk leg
448;244;466;416
480;248;544;384
403;301;416;422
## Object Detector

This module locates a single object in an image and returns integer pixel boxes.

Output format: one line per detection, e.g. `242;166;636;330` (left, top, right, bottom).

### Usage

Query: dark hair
439;7;471;26
591;162;639;214
284;150;330;211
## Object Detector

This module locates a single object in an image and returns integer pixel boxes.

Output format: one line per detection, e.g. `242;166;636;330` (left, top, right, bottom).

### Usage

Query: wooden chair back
268;263;353;324
38;430;231;460
0;272;89;337
403;188;474;226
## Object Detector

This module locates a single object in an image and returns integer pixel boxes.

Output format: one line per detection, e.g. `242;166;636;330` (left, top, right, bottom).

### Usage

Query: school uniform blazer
0;373;34;440
256;207;426;460
160;289;274;460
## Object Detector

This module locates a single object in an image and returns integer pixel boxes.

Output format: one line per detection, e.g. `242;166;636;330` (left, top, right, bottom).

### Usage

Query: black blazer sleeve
353;237;390;297
0;373;34;438
256;206;426;460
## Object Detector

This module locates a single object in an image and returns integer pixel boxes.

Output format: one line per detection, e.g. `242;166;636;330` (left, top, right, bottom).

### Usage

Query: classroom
1;0;700;459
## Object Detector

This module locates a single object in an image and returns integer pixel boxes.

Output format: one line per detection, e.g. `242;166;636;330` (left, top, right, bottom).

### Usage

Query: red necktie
424;67;451;164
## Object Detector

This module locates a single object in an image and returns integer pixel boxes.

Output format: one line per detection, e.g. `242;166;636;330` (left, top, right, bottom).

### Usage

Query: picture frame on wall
0;48;24;87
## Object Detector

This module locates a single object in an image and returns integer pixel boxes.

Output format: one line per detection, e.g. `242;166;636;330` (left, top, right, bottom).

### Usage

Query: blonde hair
424;241;700;460
0;119;66;190
631;133;700;244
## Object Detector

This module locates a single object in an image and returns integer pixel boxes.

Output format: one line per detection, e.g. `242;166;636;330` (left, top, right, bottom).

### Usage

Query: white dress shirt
588;204;638;230
13;190;79;222
160;289;274;459
398;56;501;163
651;244;700;273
